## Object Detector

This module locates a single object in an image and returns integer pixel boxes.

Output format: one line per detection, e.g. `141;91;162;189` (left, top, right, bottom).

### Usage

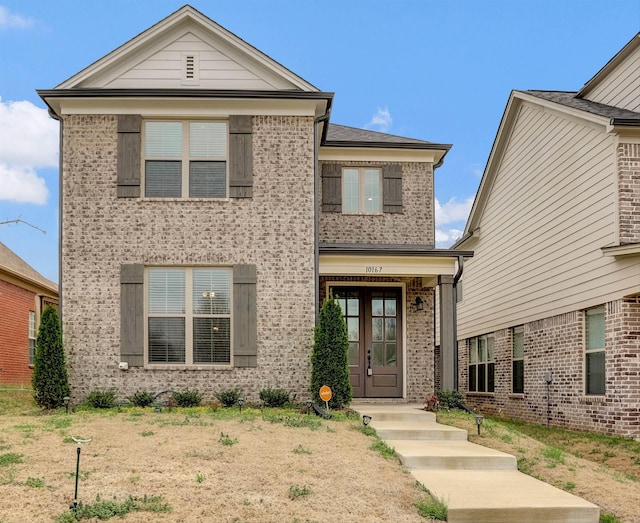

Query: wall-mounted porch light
411;296;424;311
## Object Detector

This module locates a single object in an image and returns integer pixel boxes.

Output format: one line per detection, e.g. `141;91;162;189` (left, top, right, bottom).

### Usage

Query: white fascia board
52;97;322;117
602;244;640;257
319;254;457;277
319;146;440;164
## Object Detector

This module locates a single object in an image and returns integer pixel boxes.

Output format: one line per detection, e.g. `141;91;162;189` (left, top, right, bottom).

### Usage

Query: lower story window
512;326;524;394
28;311;36;365
585;306;605;395
468;334;494;393
146;267;231;365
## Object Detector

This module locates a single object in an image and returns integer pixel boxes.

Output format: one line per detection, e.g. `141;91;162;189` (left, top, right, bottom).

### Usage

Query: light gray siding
458;102;640;339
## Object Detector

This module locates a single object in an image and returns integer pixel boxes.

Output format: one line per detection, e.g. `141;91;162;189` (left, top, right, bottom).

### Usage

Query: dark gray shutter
117;115;142;198
120;264;144;367
321;163;342;212
383;164;403;213
229;115;253;198
233;264;257;367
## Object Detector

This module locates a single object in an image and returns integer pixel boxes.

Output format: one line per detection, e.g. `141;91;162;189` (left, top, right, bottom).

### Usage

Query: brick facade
0;280;35;386
617;142;640;244
319;160;435;245
460;301;640;438
61;114;316;401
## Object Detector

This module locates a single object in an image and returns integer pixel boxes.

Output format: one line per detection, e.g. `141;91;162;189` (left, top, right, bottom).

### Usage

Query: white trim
325;281;407;399
319;254;457;277
320;146;441;164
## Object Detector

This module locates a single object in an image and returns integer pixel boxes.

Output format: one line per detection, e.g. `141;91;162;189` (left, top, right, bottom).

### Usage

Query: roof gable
0;242;57;294
56;5;318;92
578;33;640;112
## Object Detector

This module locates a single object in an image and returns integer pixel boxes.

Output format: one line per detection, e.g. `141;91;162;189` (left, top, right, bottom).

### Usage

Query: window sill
144;364;233;371
508;393;525;399
341;212;384;216
466;392;495;397
579;395;606;404
140;197;231;203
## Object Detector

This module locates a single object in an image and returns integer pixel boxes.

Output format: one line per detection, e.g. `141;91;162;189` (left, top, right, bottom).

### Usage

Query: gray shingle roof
325;124;451;150
0;242;57;293
524;90;640;121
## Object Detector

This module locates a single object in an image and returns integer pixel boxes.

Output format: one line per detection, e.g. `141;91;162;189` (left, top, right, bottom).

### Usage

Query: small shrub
435;390;467;411
218;432;238;446
259;388;290;408
172;389;203;408
84;390;117;409
128;390;155;408
424;394;440;412
214;389;241;407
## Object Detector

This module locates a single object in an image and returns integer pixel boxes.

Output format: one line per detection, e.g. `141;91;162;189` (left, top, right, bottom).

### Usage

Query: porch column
438;275;456;391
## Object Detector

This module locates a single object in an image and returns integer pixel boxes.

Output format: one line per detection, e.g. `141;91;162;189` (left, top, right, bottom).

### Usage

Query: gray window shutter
117;115;142;198
229;115;253;198
322;163;342;212
383;164;403;213
120;264;144;367
233;264;257;367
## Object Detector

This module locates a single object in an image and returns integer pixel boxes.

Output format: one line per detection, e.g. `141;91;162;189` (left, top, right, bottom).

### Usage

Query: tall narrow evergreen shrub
310;296;352;408
32;306;70;409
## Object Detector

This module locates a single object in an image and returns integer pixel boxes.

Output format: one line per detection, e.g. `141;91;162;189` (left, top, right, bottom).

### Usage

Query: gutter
452;255;465;390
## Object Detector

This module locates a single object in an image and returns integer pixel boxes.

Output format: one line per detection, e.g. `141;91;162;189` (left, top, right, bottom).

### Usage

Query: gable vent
181;52;200;86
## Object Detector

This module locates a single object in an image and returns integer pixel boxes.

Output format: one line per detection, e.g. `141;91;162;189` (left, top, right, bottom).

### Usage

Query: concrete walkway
352;403;599;523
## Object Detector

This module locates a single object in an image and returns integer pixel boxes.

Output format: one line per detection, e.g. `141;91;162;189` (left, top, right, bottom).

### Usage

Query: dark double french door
331;287;403;398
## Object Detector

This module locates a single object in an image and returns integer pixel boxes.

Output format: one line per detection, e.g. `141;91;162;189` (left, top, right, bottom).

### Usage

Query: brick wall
460;301;640;438
61;114;316;402
0;279;35;385
319;160;435;245
617;142;640;244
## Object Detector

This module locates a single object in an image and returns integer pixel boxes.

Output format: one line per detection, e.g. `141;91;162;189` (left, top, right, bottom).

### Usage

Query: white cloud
0;164;49;204
0;97;58;204
365;107;392;133
435;227;464;248
434;196;474;226
0;6;33;29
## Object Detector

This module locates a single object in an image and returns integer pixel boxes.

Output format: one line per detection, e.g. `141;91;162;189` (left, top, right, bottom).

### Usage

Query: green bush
172;389;203;407
436;390;467;411
259;388;290;408
84;390;117;409
32;306;70;409
128;390;155;408
310;296;352;409
214;389;240;407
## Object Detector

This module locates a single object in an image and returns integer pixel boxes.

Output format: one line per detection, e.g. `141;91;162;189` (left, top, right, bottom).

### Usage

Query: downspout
313;107;331;323
48;107;63;326
452;255;465;390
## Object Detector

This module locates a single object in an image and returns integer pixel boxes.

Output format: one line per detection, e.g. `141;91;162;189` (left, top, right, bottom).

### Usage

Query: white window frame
342;167;382;214
584;306;606;395
143;120;228;199
512;325;524;394
144;267;233;367
28;311;36;365
468;334;495;393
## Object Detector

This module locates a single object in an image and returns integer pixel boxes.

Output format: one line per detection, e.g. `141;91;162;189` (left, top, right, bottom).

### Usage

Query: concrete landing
352;403;599;523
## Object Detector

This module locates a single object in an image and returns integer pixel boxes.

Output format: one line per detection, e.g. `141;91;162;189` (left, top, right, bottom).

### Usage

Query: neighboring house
38;6;469;402
455;33;640;437
0;242;58;386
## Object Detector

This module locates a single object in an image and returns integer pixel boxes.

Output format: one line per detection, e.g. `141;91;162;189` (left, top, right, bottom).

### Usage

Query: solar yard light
237;397;245;413
70;437;92;512
63;396;70;414
474;414;484;435
362;415;372;427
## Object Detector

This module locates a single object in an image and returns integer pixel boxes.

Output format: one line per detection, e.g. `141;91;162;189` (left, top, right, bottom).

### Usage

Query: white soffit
319;254;457;277
319;146;441;164
56;6;318;92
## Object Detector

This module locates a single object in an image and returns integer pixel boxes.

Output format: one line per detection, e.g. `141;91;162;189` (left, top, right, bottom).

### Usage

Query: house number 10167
365;266;383;273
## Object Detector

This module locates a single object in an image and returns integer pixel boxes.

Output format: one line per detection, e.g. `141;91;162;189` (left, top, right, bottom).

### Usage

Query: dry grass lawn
0;390;432;523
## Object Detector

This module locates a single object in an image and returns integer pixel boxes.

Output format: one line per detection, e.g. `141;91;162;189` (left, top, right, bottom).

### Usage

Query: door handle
367;349;372;376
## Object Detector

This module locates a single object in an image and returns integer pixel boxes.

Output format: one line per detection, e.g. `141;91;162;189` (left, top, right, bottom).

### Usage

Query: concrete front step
372;421;468;441
412;469;599;523
390;439;517;470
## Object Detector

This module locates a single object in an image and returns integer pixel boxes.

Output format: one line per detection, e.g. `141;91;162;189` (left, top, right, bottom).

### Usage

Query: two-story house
0;242;58;386
38;6;469;403
455;33;640;437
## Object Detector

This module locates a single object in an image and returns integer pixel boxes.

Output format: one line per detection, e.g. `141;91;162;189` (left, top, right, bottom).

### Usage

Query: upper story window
146;267;232;366
585;306;605;395
144;121;227;198
342;167;381;213
468;334;494;393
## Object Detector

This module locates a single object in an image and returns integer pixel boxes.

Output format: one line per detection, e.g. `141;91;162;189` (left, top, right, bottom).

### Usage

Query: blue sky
0;0;639;284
